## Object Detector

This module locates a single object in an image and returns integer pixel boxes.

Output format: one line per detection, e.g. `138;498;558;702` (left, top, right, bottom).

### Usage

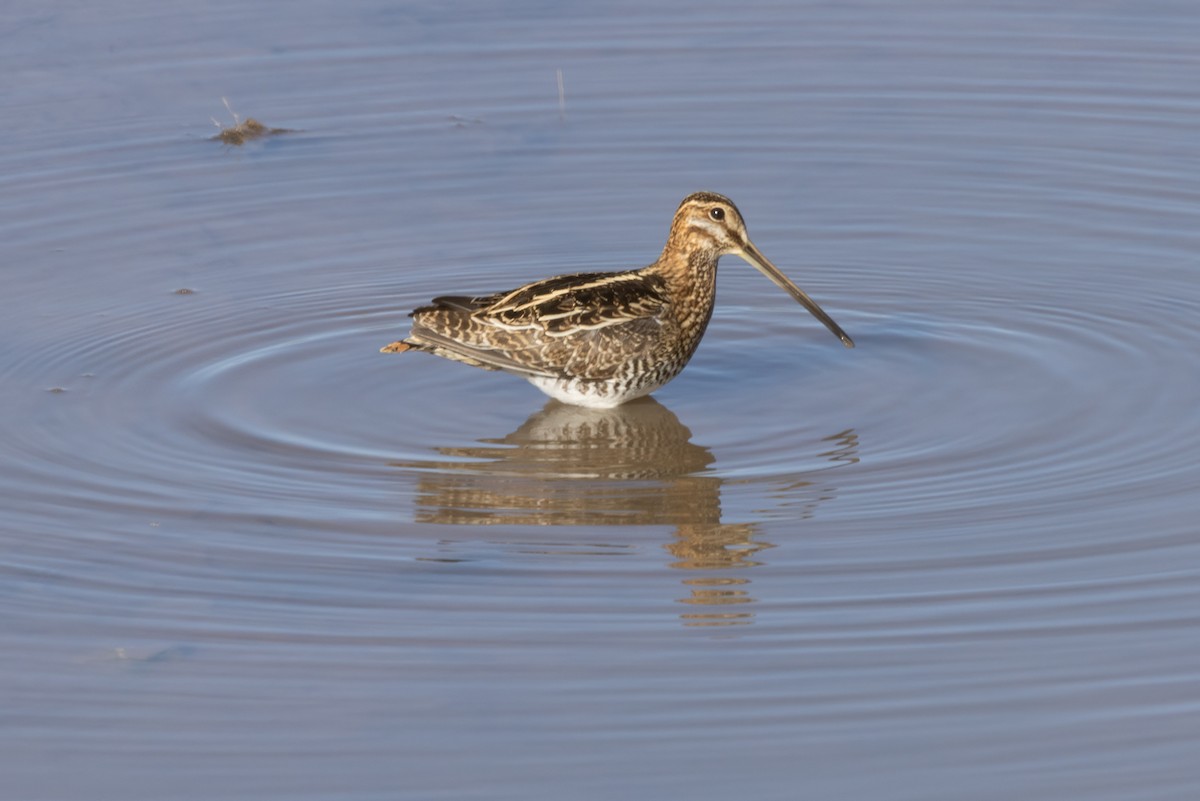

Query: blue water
3;2;1200;799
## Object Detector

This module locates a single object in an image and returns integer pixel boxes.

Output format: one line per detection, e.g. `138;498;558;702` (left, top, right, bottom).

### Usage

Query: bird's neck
645;247;721;345
649;246;721;289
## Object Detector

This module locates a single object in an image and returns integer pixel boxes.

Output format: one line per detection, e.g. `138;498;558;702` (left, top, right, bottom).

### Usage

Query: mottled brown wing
408;271;670;380
483;271;668;333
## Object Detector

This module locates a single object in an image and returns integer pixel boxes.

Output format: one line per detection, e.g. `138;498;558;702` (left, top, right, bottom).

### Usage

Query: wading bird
381;192;853;408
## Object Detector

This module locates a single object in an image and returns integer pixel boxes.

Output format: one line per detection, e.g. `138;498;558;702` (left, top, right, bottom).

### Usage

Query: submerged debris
210;97;293;145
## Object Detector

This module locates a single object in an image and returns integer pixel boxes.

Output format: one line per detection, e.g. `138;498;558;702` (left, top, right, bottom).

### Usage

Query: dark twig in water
210;97;293;145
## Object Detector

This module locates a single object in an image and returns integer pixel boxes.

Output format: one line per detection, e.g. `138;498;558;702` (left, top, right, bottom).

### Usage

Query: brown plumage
381;191;853;407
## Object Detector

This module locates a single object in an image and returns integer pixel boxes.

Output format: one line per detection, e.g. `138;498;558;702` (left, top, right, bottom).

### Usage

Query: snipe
381;191;853;408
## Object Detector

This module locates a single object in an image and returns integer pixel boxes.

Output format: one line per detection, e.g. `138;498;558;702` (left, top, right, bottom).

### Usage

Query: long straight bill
739;241;855;348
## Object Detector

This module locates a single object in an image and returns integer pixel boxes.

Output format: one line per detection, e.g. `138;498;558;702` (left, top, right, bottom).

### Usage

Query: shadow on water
390;397;860;626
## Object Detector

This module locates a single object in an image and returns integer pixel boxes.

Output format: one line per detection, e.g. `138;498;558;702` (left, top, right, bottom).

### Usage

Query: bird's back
405;269;680;382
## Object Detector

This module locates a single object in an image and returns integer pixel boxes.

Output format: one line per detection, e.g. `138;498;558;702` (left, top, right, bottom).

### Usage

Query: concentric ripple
7;239;1198;565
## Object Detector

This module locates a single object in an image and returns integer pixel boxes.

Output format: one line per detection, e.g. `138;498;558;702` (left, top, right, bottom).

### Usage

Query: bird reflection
392;398;858;626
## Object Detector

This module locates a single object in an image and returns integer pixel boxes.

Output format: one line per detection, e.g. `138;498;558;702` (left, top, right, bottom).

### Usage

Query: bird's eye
709;207;725;221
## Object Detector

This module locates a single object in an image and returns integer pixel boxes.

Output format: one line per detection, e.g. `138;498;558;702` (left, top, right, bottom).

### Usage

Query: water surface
3;2;1200;799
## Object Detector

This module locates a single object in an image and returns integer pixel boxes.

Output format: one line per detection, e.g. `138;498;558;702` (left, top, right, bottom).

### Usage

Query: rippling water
4;1;1200;799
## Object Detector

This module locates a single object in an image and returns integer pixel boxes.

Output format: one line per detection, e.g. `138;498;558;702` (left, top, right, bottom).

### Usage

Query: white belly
526;375;660;408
